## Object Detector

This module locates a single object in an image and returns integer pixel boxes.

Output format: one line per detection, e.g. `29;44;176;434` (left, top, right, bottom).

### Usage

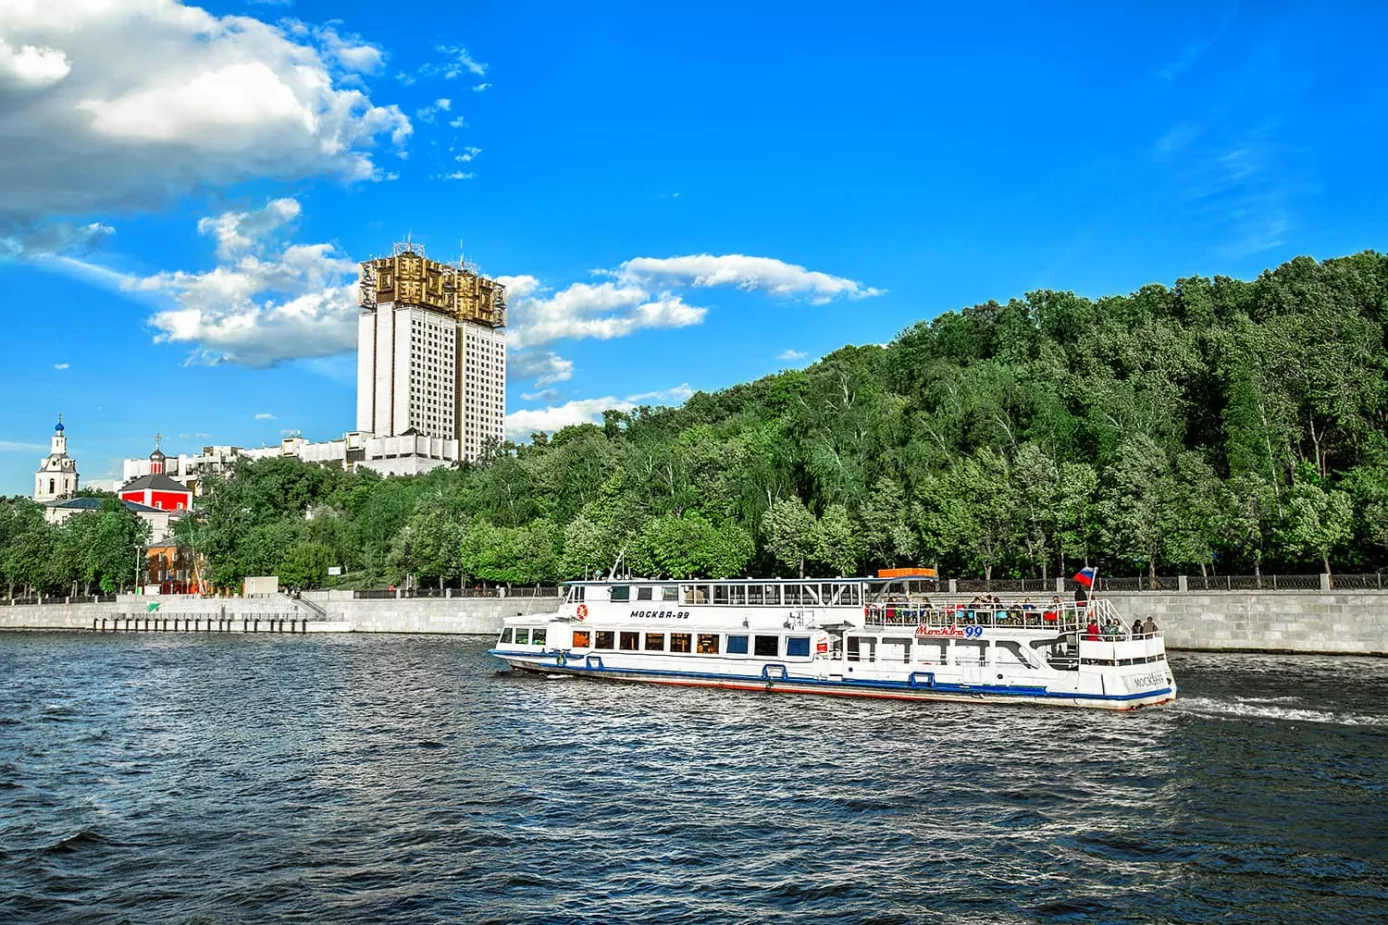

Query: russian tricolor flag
1073;567;1097;589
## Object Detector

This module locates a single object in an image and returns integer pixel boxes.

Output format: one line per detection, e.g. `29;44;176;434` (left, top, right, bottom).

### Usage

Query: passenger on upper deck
1084;619;1100;641
1132;619;1144;637
1143;617;1159;635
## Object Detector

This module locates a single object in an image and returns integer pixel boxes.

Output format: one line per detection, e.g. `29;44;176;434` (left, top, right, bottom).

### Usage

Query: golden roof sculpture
358;241;506;328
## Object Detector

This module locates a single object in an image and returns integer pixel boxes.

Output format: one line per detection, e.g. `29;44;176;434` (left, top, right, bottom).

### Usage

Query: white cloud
438;171;474;181
0;222;113;260
197;198;300;260
0;441;48;452
617;254;884;305
53;362;70;370
305;24;385;75
0;1;410;254
455;146;481;162
777;349;807;361
508;349;573;385
448;116;467;129
498;251;877;350
505;385;693;439
473;83;491;92
435;98;451;111
134;199;359;367
435;45;486;78
0;39;70;87
499;276;707;349
254;412;276;420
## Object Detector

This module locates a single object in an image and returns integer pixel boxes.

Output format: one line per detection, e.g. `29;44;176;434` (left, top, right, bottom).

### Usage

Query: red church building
119;436;194;513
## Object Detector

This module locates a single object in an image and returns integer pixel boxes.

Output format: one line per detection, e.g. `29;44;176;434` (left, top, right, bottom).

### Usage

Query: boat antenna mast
608;546;628;581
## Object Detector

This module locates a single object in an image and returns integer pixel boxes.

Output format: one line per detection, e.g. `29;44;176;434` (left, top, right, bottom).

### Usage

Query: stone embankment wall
0;594;561;636
2;591;1384;655
1101;591;1388;655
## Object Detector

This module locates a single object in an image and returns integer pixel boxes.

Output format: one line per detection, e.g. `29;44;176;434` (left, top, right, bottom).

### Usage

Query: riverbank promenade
1;577;1385;655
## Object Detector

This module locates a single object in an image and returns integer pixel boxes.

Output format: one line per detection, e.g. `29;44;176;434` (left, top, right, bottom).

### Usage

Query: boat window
954;640;988;665
764;584;781;606
595;631;615;650
620;632;640;651
566;585;586;603
994;641;1031;668
786;636;810;657
670;633;692;653
713;584;730;605
637;586;653;601
515;628;531;645
849;637;878;663
746;585;763;605
916;639;947;665
881;636;911;664
499;628;513;644
754;635;779;657
784;585;801;605
532;628;547;646
573;630;591;648
610;586;631;603
730;585;746;605
697;634;720;654
727;634;749;654
645;633;665;651
681;585;709;605
661;586;679;602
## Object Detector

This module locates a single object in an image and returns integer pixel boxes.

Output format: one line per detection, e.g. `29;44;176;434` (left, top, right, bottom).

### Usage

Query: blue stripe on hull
487;649;1175;706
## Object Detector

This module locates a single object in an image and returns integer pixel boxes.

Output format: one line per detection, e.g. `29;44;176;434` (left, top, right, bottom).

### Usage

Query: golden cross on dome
155;433;163;450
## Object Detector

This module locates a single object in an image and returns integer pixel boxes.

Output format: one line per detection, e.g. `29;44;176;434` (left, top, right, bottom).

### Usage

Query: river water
1;634;1384;923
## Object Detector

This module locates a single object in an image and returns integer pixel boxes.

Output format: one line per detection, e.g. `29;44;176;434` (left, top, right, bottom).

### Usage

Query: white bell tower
34;415;80;503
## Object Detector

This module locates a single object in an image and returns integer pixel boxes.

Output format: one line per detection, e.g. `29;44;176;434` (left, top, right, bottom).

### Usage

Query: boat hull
493;652;1176;711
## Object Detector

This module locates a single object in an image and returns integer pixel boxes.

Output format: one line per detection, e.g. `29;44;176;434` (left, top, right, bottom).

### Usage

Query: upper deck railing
865;598;1146;641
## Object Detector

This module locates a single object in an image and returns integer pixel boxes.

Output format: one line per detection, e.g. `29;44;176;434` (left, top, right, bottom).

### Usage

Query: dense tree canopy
0;497;149;596
4;251;1386;593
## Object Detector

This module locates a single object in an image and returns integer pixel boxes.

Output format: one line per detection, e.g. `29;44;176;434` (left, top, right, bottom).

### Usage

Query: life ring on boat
576;604;589;620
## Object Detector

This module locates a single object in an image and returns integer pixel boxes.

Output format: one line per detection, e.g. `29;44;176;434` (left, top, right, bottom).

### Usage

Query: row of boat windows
498;627;814;658
848;636;1033;668
566;583;866;607
1081;654;1168;666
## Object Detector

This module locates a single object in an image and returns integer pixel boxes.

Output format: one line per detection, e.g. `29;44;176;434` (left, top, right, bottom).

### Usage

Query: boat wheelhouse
489;576;1175;710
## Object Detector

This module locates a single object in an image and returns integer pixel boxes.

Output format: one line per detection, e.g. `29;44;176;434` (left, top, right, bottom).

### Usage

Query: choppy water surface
1;635;1385;923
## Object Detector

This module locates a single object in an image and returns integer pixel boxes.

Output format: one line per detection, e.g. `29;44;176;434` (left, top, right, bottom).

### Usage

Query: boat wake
1176;696;1388;727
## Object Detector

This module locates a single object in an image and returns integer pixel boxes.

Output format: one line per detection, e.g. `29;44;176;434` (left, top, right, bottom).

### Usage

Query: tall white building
356;242;507;460
34;416;79;502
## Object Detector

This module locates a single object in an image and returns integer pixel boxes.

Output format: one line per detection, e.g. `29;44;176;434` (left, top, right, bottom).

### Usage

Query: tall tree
762;497;817;577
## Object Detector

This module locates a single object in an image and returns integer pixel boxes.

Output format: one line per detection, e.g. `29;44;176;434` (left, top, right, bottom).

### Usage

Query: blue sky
1;0;1384;494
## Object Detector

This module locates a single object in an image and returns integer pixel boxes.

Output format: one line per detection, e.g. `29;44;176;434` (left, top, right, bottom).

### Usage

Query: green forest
3;251;1387;594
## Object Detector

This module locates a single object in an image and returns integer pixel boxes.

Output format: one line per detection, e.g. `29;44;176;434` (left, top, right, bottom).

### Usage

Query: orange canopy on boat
877;567;938;579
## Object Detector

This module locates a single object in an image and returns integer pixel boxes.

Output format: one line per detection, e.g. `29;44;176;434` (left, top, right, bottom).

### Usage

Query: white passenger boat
489;575;1176;710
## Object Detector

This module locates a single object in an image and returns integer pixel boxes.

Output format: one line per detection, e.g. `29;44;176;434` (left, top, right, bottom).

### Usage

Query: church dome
54;421;65;432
